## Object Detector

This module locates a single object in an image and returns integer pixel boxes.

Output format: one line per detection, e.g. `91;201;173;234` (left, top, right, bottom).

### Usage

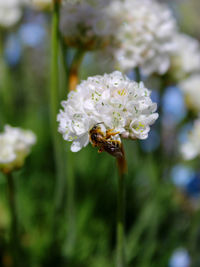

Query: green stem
0;32;4;127
63;50;85;253
59;34;69;81
116;168;126;267
135;67;141;83
50;0;66;225
69;50;85;91
0;31;13;123
6;172;19;267
64;149;76;255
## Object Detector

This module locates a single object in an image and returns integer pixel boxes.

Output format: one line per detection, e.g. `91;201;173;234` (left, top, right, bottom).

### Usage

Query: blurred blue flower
186;174;200;198
162;86;186;125
19;23;46;48
4;34;22;67
169;248;191;267
178;123;193;144
171;165;194;188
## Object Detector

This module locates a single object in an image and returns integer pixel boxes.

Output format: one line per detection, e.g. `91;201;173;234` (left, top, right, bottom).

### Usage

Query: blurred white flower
170;34;200;80
179;75;200;112
181;118;200;160
0;0;22;28
60;0;118;50
57;71;158;152
0;125;36;173
111;0;177;76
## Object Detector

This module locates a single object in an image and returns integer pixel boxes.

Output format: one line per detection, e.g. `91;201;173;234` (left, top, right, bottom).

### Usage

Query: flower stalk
50;0;66;229
64;49;85;252
6;172;20;267
69;50;85;91
116;157;126;267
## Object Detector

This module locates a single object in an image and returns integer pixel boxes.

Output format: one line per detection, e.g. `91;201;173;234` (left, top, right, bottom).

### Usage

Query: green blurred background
1;0;200;266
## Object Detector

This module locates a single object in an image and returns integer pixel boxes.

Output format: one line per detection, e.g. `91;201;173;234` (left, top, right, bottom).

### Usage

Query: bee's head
90;122;104;132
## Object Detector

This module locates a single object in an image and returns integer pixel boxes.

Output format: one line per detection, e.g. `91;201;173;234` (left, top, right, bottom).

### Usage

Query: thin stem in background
0;31;13;124
116;157;126;267
135;67;141;83
64;149;76;256
50;0;66;230
6;172;20;267
63;49;85;254
0;32;4;127
69;50;85;91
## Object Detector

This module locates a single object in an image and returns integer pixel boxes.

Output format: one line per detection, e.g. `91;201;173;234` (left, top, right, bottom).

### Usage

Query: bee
89;123;124;158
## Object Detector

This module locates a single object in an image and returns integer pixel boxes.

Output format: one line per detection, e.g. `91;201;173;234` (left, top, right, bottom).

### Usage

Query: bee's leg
106;139;121;144
89;137;98;147
98;147;104;153
105;129;120;139
92;143;97;147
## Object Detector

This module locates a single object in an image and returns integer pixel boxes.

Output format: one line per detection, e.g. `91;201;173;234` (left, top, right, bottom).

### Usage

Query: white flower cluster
0;0;23;28
57;71;158;152
111;0;177;76
0;125;36;173
60;0;117;50
181;118;200;160
170;34;200;80
179;75;200;112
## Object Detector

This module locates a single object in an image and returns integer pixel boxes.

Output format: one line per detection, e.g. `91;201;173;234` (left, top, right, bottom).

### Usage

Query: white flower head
181;118;200;160
170;34;200;81
179;75;200;113
0;125;36;173
57;71;158;152
0;0;23;28
60;0;117;50
111;0;178;76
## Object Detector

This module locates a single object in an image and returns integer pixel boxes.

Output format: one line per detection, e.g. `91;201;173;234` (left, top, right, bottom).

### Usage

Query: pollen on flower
134;122;145;132
118;89;127;96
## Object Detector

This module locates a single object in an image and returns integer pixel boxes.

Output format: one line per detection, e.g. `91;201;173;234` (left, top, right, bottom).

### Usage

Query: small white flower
179;75;200;112
170;33;200;80
57;71;158;152
60;0;118;50
0;0;22;28
110;0;177;76
181;118;200;160
0;125;36;173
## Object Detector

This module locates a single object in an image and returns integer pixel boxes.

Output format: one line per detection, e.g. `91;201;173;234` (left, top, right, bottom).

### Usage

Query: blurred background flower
110;0;178;75
0;0;23;28
0;125;36;173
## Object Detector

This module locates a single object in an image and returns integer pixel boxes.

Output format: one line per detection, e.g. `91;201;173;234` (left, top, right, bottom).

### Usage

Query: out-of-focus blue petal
4;34;22;66
186;174;200;198
178;122;193;144
169;248;191;267
171;164;194;188
162;86;186;125
19;22;46;47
